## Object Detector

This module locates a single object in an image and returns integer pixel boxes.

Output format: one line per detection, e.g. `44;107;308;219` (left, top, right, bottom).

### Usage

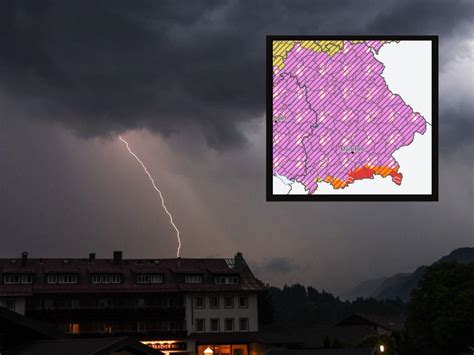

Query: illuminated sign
142;341;187;351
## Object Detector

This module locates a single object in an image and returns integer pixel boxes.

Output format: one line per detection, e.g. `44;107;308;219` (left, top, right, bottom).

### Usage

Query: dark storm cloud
366;0;474;35
1;0;472;151
256;257;300;275
440;105;474;157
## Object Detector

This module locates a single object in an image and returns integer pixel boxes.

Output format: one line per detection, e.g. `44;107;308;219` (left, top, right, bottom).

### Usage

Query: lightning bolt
118;135;182;257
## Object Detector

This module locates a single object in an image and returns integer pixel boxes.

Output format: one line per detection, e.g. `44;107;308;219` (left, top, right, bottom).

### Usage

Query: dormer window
3;274;33;284
91;274;122;284
137;273;163;284
47;274;78;284
215;276;239;284
184;274;203;284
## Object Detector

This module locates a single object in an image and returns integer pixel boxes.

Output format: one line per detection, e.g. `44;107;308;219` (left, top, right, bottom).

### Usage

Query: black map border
266;35;439;202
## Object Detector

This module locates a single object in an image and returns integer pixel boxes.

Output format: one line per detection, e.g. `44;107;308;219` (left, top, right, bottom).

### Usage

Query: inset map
267;36;438;201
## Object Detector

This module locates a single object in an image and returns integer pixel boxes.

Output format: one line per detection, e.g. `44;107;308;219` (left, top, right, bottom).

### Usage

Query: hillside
343;247;474;301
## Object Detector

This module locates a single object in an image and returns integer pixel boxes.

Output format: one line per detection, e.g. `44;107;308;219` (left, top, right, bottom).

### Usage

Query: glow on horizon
118;135;182;257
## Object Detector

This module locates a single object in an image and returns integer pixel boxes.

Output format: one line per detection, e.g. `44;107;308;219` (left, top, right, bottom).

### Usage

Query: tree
405;262;474;355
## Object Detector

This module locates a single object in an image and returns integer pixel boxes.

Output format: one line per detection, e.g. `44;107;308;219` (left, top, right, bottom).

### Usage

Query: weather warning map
269;37;437;200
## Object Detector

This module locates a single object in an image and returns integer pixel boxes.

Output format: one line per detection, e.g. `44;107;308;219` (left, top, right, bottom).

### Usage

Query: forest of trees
259;261;474;355
258;283;406;326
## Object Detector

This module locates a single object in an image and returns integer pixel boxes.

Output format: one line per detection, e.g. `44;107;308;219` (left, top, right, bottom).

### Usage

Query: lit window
65;323;80;334
185;274;203;283
210;296;219;308
239;296;249;308
239;318;249;332
195;296;205;308
196;318;205;332
224;296;234;308
210;318;220;332
225;318;234;332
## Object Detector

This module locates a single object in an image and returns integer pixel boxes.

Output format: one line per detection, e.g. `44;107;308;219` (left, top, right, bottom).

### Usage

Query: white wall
185;293;258;334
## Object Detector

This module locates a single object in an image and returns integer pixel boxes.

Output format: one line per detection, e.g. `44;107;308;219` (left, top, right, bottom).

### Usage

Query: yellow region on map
273;40;384;69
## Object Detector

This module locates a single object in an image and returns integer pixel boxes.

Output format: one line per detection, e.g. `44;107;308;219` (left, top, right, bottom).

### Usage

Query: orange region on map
323;165;403;189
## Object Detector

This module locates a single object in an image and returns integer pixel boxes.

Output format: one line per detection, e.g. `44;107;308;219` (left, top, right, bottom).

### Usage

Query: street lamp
379;345;385;353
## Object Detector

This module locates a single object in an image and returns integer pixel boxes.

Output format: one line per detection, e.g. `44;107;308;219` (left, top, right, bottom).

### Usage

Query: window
98;298;113;309
196;318;205;332
195;296;204;308
137;322;146;332
209;296;219;308
44;298;54;310
239;318;249;331
225;318;234;332
47;274;57;284
136;298;145;308
21;274;33;284
215;276;239;284
104;323;113;333
4;274;20;284
239;296;249;308
59;274;77;283
65;323;80;334
224;296;234;308
137;273;163;284
149;274;163;283
184;274;203;283
0;298;16;311
91;274;122;284
48;274;77;284
210;318;220;332
3;274;34;284
65;298;80;309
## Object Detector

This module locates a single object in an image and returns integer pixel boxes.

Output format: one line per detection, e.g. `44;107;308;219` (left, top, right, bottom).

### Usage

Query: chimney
234;252;245;271
21;251;28;266
89;253;96;262
113;251;122;265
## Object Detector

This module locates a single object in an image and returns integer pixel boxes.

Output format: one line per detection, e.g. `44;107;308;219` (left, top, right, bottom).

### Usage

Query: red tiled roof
0;254;264;294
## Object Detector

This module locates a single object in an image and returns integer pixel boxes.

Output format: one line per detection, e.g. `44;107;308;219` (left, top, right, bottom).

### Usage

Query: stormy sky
0;0;473;295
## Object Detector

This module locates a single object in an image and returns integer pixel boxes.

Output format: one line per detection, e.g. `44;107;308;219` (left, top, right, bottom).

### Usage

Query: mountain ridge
342;247;474;301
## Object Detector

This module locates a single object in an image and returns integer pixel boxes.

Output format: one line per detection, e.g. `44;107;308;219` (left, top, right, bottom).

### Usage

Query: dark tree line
259;261;474;355
259;283;405;327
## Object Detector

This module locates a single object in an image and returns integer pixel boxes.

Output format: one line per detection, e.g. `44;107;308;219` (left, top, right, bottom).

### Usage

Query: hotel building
0;251;266;355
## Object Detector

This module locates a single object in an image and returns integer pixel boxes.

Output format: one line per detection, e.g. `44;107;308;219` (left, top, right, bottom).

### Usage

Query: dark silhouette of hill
342;247;474;301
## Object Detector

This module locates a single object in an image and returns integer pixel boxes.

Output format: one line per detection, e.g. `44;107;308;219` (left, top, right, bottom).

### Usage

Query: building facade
0;251;264;355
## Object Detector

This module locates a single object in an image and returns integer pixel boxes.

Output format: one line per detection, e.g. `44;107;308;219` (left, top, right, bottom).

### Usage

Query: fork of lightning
118;136;182;257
